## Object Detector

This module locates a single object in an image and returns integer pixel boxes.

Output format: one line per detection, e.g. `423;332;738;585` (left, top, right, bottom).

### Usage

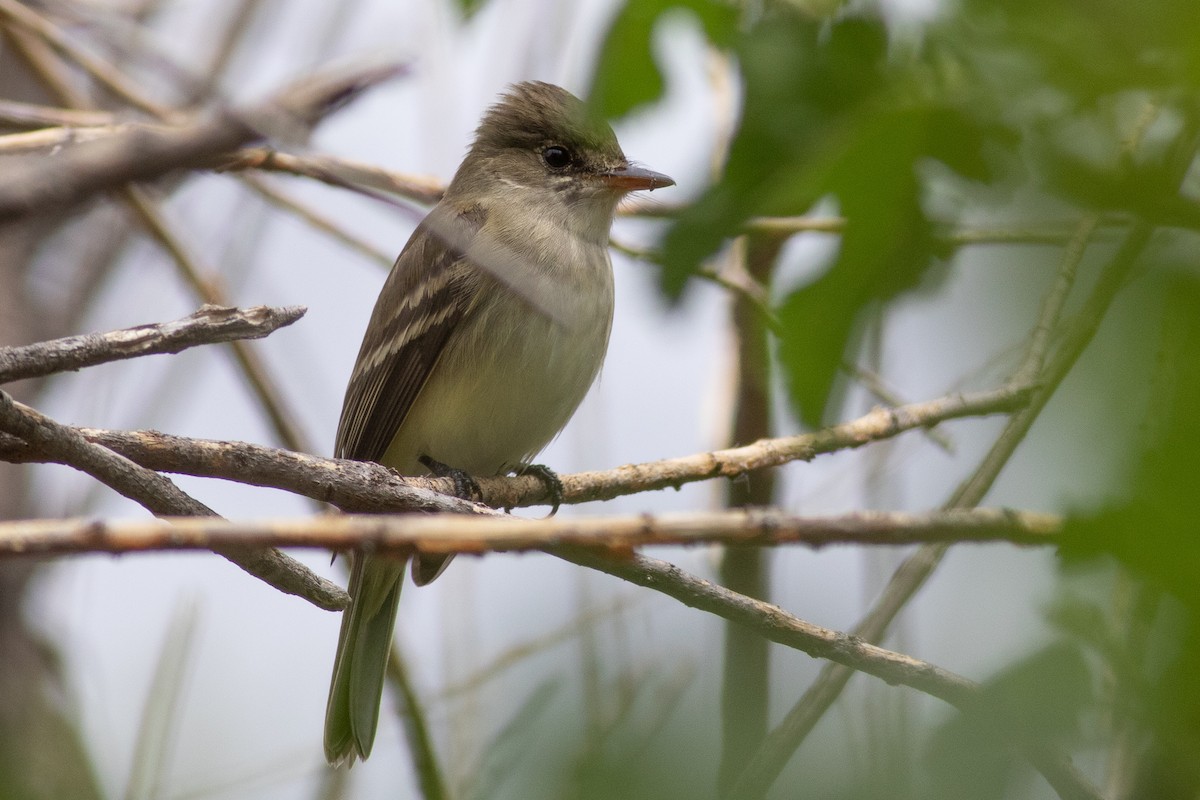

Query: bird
323;80;674;765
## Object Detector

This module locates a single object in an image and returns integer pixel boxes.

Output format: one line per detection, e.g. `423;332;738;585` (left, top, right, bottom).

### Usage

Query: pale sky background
14;1;1137;798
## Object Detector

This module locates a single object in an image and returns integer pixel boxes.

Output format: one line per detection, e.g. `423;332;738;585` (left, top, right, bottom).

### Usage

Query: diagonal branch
0;392;346;610
0;304;305;384
732;225;1156;800
0;61;403;223
556;547;1103;800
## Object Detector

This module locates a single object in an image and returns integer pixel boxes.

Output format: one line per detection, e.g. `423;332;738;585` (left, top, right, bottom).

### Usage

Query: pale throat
490;177;621;247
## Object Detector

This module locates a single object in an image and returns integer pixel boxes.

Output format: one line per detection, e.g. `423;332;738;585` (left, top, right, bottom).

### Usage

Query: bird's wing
335;203;486;463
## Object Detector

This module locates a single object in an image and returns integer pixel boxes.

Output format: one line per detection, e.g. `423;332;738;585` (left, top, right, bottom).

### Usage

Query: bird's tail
324;554;407;765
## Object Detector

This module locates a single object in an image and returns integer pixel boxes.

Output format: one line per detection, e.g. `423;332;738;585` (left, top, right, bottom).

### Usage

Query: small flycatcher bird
324;81;674;764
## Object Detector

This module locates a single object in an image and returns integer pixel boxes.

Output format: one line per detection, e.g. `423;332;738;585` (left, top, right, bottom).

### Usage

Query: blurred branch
218;147;445;205
386;641;449;800
0;382;1033;510
557;547;1104;800
734;220;1156;800
718;233;781;791
0;507;1063;557
0;392;346;610
119;185;314;455
0;98;114;128
843;362;954;453
734;219;1156;800
0;0;174;118
732;98;1176;800
0;61;403;222
0;304;305;383
236;172;394;267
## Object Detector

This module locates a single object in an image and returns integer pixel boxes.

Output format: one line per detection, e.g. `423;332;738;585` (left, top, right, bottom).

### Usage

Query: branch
0;383;1032;511
0;61;404;222
0;97;114;128
0;508;1063;557
0;304;305;383
556;548;1103;800
553;383;1032;506
217;148;445;205
118;186;314;455
0;393;346;610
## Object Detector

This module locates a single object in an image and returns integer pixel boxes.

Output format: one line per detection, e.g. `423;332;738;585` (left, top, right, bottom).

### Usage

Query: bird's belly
380;281;612;477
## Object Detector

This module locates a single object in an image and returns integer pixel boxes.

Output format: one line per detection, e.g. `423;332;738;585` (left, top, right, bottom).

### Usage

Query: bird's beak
598;163;675;192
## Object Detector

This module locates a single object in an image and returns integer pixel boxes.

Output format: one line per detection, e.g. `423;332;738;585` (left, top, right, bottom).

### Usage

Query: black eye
541;145;572;169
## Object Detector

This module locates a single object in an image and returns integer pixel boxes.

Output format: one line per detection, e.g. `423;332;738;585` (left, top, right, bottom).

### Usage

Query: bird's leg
515;462;564;516
418;454;482;501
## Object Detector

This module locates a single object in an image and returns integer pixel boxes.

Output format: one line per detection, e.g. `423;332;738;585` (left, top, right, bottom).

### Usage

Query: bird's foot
515;462;564;517
419;454;482;502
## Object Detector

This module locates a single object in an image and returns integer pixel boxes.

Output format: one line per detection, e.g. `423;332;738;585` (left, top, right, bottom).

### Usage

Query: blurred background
2;0;1198;798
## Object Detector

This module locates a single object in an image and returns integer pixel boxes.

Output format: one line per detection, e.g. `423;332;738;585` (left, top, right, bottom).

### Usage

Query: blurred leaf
589;0;738;119
961;0;1200;100
1060;276;1200;608
463;680;560;800
1057;274;1200;797
456;0;488;18
926;644;1092;800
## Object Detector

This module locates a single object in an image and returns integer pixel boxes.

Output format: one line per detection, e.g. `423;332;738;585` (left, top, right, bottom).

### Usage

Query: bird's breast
381;237;615;476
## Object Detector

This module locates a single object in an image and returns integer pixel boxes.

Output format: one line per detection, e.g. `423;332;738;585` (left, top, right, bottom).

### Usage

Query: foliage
588;0;1200;795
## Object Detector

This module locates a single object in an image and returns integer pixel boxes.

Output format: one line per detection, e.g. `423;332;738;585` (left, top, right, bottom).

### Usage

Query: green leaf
456;0;489;19
589;0;738;119
1060;277;1200;609
777;104;988;425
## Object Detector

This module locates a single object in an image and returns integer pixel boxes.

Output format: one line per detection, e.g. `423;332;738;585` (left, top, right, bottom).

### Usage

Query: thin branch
0;61;403;222
557;548;1104;800
0;383;1032;511
842;362;955;453
0;508;1063;557
0;304;305;384
0;100;115;128
218;148;445;206
554;383;1031;507
1012;214;1100;385
732;92;1175;797
732;226;1158;800
0;0;176;118
119;186;313;455
237;172;394;266
0;392;347;610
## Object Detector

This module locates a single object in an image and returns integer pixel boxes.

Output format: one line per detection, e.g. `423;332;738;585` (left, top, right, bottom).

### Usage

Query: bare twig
218;148;445;205
0;61;403;222
237;172;394;266
0;0;175;118
0;508;1063;557
0;99;114;128
556;548;1103;800
119;186;313;455
0;383;1032;511
1012;214;1100;385
843;362;955;453
0;304;305;384
731;225;1157;800
0;392;346;610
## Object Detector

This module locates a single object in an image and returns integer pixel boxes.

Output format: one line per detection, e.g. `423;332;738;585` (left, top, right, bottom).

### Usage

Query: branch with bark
0;507;1063;557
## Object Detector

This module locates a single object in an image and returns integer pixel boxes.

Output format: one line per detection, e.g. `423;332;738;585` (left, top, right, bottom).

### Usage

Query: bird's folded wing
335;204;486;463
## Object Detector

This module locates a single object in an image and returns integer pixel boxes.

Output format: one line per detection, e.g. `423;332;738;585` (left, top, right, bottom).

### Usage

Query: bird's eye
541;145;572;169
